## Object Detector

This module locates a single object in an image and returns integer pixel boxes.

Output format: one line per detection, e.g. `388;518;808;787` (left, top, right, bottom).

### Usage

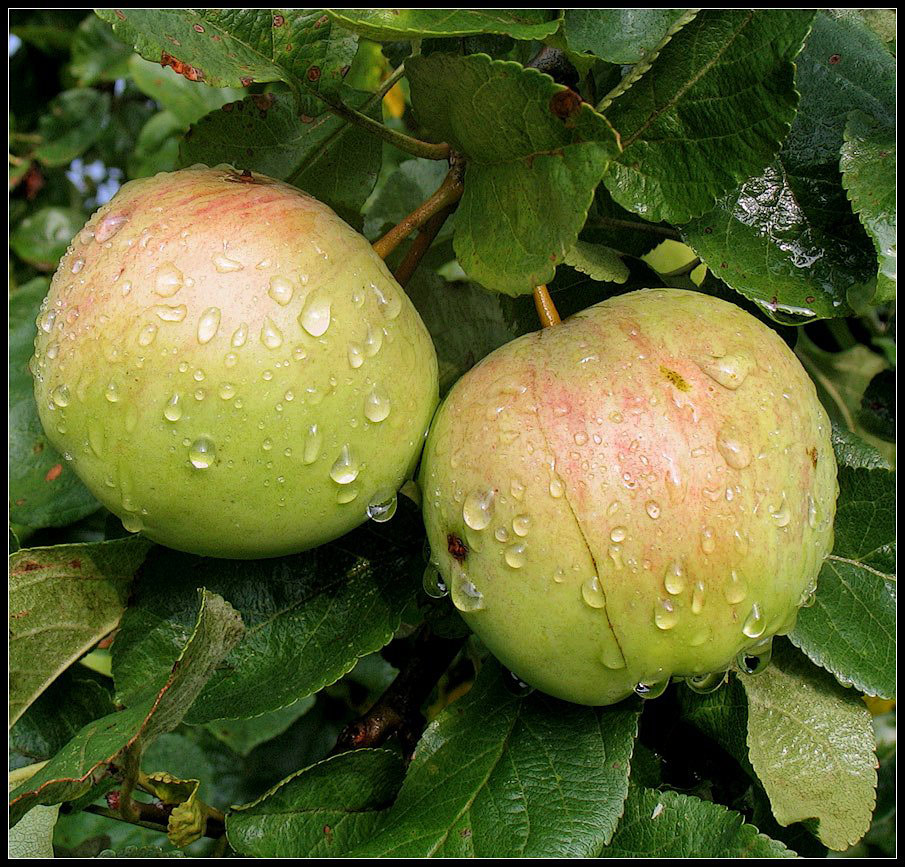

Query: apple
421;288;836;705
30;165;439;558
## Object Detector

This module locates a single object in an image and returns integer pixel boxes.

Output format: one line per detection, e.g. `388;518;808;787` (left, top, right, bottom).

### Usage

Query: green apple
421;288;836;705
31;166;439;558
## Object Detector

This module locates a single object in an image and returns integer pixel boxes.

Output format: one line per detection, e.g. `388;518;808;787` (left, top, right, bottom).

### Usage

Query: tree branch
392;204;455;287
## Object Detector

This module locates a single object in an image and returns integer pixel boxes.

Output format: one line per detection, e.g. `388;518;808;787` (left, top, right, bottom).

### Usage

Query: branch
373;161;465;261
587;215;681;239
330;626;465;758
533;284;562;328
392;204;455;287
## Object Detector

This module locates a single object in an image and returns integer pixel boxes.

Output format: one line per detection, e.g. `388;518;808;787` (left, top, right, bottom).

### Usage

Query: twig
331;626;465;758
372;163;464;261
534;284;561;328
392;204;455;287
73;802;226;841
588;215;681;239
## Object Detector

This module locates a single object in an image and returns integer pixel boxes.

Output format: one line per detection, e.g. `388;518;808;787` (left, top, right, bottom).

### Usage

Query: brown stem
392;204;455;287
533;284;561;328
87;799;226;840
373;164;464;261
331;626;464;759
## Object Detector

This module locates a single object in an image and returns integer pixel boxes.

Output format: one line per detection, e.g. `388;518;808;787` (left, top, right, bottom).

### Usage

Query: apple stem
392;203;455;287
534;284;562;328
373;165;464;261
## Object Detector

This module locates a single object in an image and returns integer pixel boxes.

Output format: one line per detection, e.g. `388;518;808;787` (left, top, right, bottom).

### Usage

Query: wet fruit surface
421;288;837;705
31;166;439;558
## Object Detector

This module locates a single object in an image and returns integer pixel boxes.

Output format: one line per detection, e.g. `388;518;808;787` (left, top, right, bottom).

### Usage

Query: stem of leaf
534;284;561;328
393;203;455;287
373;162;464;261
589;216;681;239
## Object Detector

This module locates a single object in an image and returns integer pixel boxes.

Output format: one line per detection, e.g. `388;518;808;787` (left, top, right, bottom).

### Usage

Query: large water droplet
364;387;391;422
635;678;669;700
663;560;686;595
503;669;535;697
268;275;294;305
645;500;661;519
581;576;606;609
300;296;331;337
330;444;359;484
463;489;495;530
451;575;485;612
232;324;248;347
655;598;678;630
716;425;751;469
724;570;747;604
422;563;448;598
121;513;144;533
701;527;716;555
95;212;128;243
505;543;527;569
686;671;726;694
260;316;284;349
512;514;530;537
737;637;773;674
364;324;383;357
336;486;360;504
138;323;158;346
700;352;754;390
155;263;184;297
610;526;627;543
197;307;221;344
367;489;398;522
155;304;187;322
163;393;183;422
51;384;70;407
742;602;766;638
302;424;322;465
189;437;215;469
213;253;243;273
372;283;401;319
691;580;706;614
549;476;565;498
347;342;364;369
105;381;121;403
770;494;791;527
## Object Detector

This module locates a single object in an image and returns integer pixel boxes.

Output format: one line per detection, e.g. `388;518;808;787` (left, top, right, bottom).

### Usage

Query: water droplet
121;513;143;533
451;575;485;612
549;476;565;498
635;678;669;700
213;253;243;273
224;352;238;368
686;671;726;694
218;382;236;400
232;324;248;347
581;576;606;608
300;296;331;337
742;602;766;638
423;564;448;597
105;381;120;403
347;342;364;368
95;212;128;242
155;263;184;296
138;323;158;346
610;526;627;543
770;494;791;527
303;424;322;465
260;316;284;349
512;514;530;537
700;352;754;390
505;543;527;568
503;669;535;697
806;494;819;530
336;486;360;504
691;580;705;614
367;489;398;522
71;257;85;274
51;384;70;407
189;437;215;469
364;387;391;423
716;425;751;469
724;570;747;604
330;444;359;484
463;489;495;530
645;500;661;519
510;479;525;500
495;527;509;543
662;560;685;595
701;527;716;555
655;598;678;630
364;324;383;357
372;283;401;319
574;431;588;446
155;304;187;322
737;637;773;674
268;275;294;305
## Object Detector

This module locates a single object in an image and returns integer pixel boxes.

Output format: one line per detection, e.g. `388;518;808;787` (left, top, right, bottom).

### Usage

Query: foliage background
8;8;896;859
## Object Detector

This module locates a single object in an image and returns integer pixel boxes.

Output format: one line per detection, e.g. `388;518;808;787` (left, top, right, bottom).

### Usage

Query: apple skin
31;166;439;558
421;288;836;706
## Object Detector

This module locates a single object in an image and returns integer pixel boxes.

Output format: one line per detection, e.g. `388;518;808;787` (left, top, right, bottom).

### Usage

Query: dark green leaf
10;208;85;270
35;89;111;167
563;9;692;64
69;13;133;86
856;369;895;441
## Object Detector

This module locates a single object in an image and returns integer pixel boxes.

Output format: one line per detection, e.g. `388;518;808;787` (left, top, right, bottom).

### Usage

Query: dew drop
686;671;726;694
364;324;383;356
330;444;359;484
806;494;819;530
770;494;791;528
302;424;322;465
635;678;669;700
213;253;243;273
422;564;448;598
510;479;525;500
655;598;678;630
724;570;748;604
503;669;535;697
193;307;221;344
367;489;398;522
549;476;565;498
737;637;773;675
71;257;85;274
700;352;754;390
495;527;509;543
260;316;284;349
224;352;238;368
451;575;485;612
505;543;527;569
610;526;627;543
364;387;391;423
300;296;331;337
574;431;588;446
463;489;495;531
347;342;364;368
581;576;606;609
701;527;716;555
105;381;120;403
155;304;187;322
512;514;530;537
336;486;360;504
189;437;215;469
163;393;182;421
664;560;686;595
51;384;70;407
95;212;128;243
155;263;184;297
716;425;751;469
645;500;661;519
232;324;248;348
691;580;706;614
138;323;158;346
372;283;401;319
268;275;294;305
742;602;766;638
218;382;236;400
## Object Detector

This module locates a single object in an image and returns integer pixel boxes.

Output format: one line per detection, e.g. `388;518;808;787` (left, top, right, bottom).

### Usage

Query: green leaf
830;424;891;471
111;498;424;723
9;279;100;530
346;661;640;857
563;9;692;64
600;785;794;857
8;764;59;859
9;591;244;826
362;158;450;240
96;9;358;95
180;89;381;227
327;9;561;42
35;89;111;167
790;466;895;699
603;10;815;223
129;111;184;179
8;537;151;727
10;207;85;270
69;13;133;86
739;641;877;851
10;668;116;771
841;112;896;304
564;240;629;284
407;53;620;294
857;369;895;441
227;750;405;857
204;696;316;757
128;56;244;127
